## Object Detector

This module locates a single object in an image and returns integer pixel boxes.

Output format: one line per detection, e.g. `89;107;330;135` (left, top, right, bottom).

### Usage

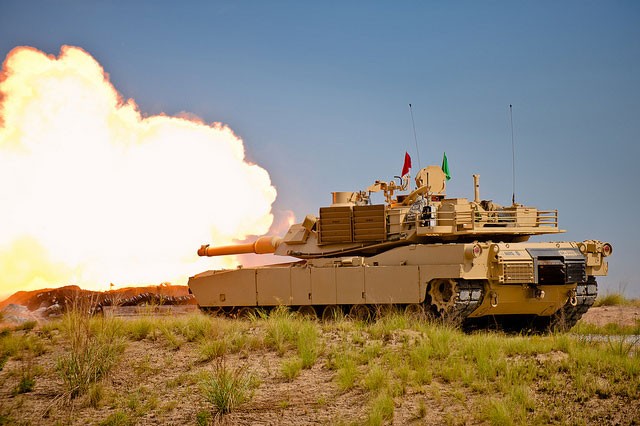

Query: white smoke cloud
0;45;277;296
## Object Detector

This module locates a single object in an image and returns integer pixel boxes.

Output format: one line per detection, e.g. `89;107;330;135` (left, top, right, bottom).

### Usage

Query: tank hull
188;240;607;329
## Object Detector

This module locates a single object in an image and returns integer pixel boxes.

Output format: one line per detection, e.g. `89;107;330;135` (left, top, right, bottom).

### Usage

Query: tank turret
189;164;611;332
199;166;563;260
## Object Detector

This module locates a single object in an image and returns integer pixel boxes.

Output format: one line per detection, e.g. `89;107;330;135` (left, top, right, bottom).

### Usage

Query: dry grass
0;308;638;425
199;357;256;416
594;292;630;307
56;306;126;399
593;291;640;307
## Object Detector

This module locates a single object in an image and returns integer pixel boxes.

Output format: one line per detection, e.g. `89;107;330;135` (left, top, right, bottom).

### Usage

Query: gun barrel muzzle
198;236;282;257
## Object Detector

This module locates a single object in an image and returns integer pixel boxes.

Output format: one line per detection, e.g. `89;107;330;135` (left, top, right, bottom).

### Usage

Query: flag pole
509;104;516;206
408;103;422;170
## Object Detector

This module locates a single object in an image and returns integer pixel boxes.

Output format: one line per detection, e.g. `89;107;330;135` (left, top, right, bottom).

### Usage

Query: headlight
464;243;483;259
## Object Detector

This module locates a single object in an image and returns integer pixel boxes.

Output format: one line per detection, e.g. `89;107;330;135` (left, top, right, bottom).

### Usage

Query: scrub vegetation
0;305;638;425
594;292;640;307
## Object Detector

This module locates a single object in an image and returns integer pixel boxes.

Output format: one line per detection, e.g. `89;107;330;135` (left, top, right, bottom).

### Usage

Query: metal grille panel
502;262;534;284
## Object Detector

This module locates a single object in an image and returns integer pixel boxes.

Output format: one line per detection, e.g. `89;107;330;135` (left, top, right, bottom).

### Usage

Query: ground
0;303;638;425
581;305;640;328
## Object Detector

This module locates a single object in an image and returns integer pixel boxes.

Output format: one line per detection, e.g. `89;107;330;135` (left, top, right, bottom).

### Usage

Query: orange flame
0;46;277;298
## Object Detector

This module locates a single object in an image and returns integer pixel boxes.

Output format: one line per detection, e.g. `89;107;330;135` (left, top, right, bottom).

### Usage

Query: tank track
461;277;598;333
429;279;485;321
198;281;487;321
550;276;598;331
454;280;485;318
93;293;195;314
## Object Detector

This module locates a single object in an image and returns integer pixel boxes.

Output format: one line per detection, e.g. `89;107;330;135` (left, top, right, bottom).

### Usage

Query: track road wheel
321;305;343;322
206;306;226;317
374;304;395;319
404;303;426;320
236;307;257;319
296;305;318;320
348;304;373;321
428;279;457;314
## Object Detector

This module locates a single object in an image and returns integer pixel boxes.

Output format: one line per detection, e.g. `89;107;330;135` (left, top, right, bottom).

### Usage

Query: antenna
509;104;516;205
408;103;422;170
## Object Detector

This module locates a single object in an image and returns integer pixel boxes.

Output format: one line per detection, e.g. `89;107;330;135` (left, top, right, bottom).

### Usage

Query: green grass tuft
14;320;37;332
196;410;212;426
126;318;155;341
364;363;388;394
177;313;212;342
572;321;640;335
297;321;319;368
331;349;359;391
199;339;227;361
281;357;303;381
56;306;126;399
367;391;394;426
88;382;104;408
3;305;640;424
14;372;35;395
593;292;634;307
200;357;256;416
98;410;132;426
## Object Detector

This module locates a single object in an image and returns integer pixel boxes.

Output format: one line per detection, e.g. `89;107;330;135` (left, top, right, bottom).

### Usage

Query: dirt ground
1;305;639;425
2;302;638;330
580;305;640;327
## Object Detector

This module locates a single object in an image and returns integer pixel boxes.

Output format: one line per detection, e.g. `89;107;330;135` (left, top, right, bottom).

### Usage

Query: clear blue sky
1;1;638;296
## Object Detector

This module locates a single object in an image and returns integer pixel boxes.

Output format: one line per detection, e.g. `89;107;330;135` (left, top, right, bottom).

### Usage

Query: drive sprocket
428;279;458;313
427;279;485;320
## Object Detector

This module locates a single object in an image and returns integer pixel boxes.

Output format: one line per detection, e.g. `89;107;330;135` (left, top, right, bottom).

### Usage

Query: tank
188;165;611;331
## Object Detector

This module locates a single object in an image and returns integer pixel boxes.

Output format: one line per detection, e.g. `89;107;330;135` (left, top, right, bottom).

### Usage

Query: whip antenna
509;104;516;205
408;103;422;170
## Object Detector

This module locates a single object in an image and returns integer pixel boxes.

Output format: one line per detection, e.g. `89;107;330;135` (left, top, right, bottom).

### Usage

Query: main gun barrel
198;236;283;257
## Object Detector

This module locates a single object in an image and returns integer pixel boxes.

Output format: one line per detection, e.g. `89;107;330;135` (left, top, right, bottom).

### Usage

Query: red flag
401;152;412;176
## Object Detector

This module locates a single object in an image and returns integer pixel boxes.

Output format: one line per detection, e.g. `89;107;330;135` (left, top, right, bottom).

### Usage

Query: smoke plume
0;46;277;297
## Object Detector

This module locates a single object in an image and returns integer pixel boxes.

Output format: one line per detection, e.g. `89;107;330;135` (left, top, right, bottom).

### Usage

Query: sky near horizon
0;1;638;297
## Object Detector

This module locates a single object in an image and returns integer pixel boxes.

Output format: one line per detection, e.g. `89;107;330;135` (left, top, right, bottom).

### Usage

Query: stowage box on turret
188;164;611;331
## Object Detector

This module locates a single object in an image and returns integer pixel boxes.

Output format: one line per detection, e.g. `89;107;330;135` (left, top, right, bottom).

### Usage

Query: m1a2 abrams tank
188;164;611;331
